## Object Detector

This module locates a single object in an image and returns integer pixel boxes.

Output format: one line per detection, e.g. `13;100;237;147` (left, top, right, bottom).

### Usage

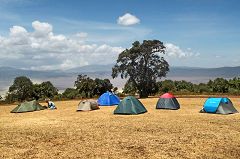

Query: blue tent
201;97;238;114
98;91;120;106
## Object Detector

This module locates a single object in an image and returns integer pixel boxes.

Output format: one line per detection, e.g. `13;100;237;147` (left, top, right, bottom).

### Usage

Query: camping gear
114;96;147;115
11;100;46;113
156;93;180;110
98;91;120;106
77;100;99;111
200;97;238;114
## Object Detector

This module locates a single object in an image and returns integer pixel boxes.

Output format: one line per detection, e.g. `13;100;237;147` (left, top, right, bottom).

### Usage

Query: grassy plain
0;98;240;159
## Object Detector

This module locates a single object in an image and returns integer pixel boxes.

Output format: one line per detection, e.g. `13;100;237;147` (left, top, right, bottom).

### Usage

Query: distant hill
165;66;240;83
168;66;240;77
67;64;114;73
0;65;240;95
0;67;74;95
65;65;240;83
0;67;69;80
66;65;240;78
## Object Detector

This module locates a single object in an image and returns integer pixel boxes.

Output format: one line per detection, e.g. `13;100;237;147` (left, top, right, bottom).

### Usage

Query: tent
77;100;99;111
11;100;46;113
156;93;180;110
98;91;120;106
200;97;238;114
114;96;147;115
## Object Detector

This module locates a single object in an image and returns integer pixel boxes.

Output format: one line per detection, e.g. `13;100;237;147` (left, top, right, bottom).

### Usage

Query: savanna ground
0;98;240;159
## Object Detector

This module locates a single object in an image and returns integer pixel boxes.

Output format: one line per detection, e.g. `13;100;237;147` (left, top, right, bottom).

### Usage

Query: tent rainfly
200;97;238;114
77;100;99;111
114;96;147;115
98;91;120;106
11;100;46;113
156;93;180;110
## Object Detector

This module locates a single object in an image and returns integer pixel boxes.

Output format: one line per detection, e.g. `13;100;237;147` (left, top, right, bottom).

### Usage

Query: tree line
123;77;240;95
63;74;117;99
2;75;117;103
5;76;58;103
1;75;240;104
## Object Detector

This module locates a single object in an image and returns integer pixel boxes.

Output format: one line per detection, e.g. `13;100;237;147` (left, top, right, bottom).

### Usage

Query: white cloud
7;26;29;45
32;20;53;38
0;20;124;70
10;26;27;36
117;13;140;26
75;32;88;38
32;21;52;33
165;43;199;58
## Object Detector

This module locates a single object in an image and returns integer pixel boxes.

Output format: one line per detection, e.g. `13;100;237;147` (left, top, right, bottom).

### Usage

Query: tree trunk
139;88;148;98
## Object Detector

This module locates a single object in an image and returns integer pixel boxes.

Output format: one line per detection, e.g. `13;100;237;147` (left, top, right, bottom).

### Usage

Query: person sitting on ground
45;98;57;110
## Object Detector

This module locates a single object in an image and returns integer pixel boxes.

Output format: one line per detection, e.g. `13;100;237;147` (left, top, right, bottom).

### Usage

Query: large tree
8;76;33;101
74;74;96;98
210;78;229;93
74;75;114;98
123;79;138;95
62;88;79;99
159;80;175;93
94;78;113;95
229;77;240;90
174;80;194;92
112;40;169;98
32;81;58;100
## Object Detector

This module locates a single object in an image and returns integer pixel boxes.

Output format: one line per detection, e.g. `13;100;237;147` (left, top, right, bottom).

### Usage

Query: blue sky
0;0;239;69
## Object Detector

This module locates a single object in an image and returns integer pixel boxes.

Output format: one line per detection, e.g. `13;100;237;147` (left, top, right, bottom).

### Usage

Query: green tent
114;96;147;115
11;100;46;113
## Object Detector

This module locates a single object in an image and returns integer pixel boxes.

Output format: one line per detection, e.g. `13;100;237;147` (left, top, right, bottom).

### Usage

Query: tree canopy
3;75;240;103
112;40;169;98
74;74;95;98
74;74;113;98
6;76;58;103
62;88;79;99
8;76;33;101
94;78;113;95
32;81;58;100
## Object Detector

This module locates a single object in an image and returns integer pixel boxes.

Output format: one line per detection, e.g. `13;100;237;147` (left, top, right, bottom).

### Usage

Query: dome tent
11;100;46;113
77;100;99;111
200;97;238;114
156;93;180;110
114;96;147;115
98;91;120;106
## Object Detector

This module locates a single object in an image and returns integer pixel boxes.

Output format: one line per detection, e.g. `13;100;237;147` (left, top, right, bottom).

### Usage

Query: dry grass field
0;98;240;159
